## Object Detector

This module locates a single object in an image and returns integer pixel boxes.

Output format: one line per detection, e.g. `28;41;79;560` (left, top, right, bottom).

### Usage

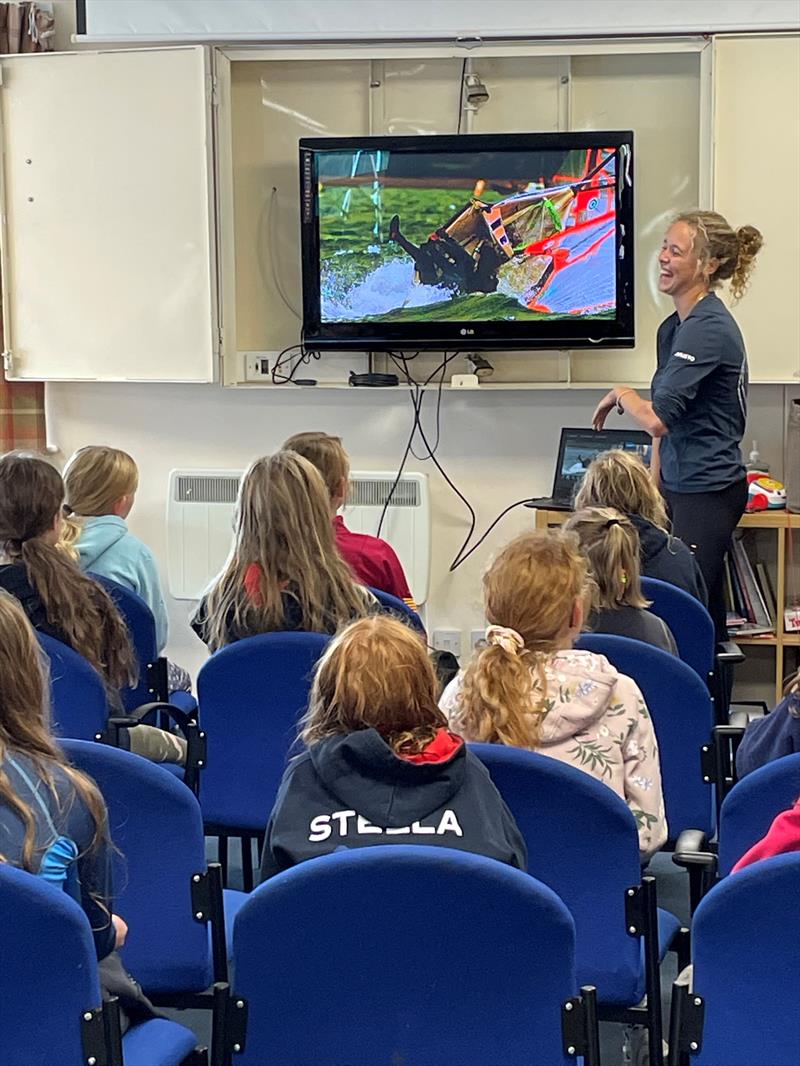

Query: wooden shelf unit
533;508;800;704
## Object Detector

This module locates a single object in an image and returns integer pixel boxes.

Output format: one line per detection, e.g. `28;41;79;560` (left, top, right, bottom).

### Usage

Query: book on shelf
755;561;777;626
725;533;776;635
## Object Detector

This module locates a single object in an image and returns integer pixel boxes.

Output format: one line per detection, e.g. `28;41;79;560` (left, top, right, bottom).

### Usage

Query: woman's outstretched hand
592;389;618;431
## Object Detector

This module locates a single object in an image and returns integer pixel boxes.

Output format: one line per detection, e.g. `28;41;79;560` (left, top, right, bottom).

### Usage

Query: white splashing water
322;259;450;322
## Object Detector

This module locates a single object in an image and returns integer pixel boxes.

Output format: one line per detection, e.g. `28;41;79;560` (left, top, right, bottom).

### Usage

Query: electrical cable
270;341;320;386
380;349;536;570
456;58;467;135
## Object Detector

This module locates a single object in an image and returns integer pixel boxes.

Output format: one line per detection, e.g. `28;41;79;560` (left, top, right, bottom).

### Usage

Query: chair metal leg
641;876;665;1066
675;926;691;973
218;836;229;889
241;835;254;893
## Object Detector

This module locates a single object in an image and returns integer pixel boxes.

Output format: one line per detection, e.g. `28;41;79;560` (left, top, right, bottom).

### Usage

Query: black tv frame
300;130;634;353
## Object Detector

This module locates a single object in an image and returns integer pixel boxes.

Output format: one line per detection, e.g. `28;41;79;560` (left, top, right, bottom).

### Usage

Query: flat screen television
299;131;634;352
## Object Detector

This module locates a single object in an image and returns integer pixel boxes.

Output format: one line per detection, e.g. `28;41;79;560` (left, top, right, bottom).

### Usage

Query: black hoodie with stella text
259;728;527;882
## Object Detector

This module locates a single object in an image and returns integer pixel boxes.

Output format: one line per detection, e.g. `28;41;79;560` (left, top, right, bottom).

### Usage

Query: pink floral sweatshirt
440;649;668;858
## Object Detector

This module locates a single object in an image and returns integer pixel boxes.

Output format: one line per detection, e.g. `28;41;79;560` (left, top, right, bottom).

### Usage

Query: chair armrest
728;704;767;727
110;701;195;737
716;640;744;665
671;829;716;871
672;829;717;913
107;703;206;796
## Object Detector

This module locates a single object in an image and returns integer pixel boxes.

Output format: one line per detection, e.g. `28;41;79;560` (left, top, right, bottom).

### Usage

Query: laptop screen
555;427;652;498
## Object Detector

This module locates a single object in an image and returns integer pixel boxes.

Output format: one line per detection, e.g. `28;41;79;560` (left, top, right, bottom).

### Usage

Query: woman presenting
592;210;763;642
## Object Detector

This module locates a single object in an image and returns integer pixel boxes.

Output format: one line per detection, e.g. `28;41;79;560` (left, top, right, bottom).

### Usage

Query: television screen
300;132;634;352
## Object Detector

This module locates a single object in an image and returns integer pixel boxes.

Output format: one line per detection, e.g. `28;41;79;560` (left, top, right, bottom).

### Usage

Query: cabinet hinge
207;73;219;107
3;349;13;375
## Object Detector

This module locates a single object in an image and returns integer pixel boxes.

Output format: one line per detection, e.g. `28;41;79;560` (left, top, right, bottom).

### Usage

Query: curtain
0;2;53;451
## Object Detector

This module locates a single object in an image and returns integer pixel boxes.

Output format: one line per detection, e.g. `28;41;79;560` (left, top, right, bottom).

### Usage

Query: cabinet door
714;34;800;384
0;46;218;382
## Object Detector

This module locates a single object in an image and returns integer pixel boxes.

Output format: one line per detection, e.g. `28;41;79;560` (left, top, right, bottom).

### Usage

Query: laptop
526;427;653;512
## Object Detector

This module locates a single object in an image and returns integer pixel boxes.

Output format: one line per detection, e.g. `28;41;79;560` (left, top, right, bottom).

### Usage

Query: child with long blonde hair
574;449;706;602
441;530;667;858
0;589;167;1029
282;431;417;608
260;615;525;881
565;507;678;654
0;589;120;957
193;450;373;650
62;446;169;650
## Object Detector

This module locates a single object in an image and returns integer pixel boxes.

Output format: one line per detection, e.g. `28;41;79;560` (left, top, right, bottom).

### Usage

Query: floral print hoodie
440;649;668;858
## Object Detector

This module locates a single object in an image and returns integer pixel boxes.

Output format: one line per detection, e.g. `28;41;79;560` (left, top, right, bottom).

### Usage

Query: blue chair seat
122;1018;199;1066
169;689;198;716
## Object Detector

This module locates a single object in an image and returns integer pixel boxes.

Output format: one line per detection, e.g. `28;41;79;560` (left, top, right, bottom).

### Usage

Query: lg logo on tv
459;328;475;336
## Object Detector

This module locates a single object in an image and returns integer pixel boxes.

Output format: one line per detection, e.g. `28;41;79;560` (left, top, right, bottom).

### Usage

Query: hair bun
736;224;764;258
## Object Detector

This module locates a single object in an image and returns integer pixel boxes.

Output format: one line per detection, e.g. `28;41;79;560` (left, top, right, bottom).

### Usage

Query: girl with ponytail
591;210;764;644
441;530;667;858
0;453;185;765
565;506;678;654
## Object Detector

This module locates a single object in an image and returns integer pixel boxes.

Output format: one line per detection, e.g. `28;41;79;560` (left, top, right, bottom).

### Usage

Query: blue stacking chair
575;633;717;843
60;740;237;1012
221;846;601;1066
39;632;108;741
472;743;683;1066
40;632;206;794
668;853;800;1066
196;631;331;891
673;752;800;905
91;573;198;718
640;576;742;724
640;577;714;680
367;585;426;633
0;863;205;1066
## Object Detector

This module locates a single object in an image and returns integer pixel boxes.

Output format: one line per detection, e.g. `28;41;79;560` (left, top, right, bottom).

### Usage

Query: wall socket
244;353;271;381
432;629;462;657
470;629;485;651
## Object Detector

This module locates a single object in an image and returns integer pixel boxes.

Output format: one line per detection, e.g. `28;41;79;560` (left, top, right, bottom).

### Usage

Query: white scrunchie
485;624;524;656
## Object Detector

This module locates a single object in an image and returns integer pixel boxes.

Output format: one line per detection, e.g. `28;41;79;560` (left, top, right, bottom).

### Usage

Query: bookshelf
533;508;800;704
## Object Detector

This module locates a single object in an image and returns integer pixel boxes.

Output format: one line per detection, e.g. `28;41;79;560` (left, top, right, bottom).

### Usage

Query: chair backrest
197;631;331;830
38;632;108;741
691;853;800;1065
233;845;578;1066
471;742;644;1005
91;572;159;710
640;576;715;679
60;739;212;994
367;585;426;634
576;632;715;838
717;752;800;876
0;863;102;1066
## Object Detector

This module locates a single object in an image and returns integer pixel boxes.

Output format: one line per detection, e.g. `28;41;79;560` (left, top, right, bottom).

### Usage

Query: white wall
46;380;797;679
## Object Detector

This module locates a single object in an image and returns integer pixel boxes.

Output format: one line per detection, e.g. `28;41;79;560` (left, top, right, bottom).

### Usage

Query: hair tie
604;518;621;529
485;624;524;656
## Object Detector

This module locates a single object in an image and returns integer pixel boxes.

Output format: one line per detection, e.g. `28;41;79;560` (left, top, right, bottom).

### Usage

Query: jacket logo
308;809;463;842
673;351;696;362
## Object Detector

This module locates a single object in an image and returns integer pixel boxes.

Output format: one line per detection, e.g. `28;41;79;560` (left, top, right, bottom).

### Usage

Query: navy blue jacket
260;728;527;881
630;515;708;605
651;293;748;493
736;690;800;778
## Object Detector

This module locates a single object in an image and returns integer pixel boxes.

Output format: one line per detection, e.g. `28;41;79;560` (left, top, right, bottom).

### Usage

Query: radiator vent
167;468;430;604
174;474;240;504
347;478;420;509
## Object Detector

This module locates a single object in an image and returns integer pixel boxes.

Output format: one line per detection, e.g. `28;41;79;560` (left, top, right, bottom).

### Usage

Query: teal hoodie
76;515;169;653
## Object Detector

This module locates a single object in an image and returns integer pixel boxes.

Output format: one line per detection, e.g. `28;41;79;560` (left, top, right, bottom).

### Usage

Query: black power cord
380;350;536;570
271;342;320;386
